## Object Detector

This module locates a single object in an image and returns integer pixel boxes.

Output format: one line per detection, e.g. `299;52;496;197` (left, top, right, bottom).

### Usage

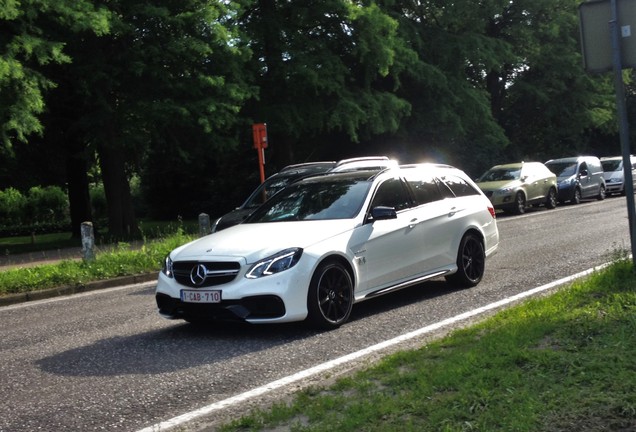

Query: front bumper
155;258;313;324
605;181;624;194
556;184;575;201
483;191;515;210
156;292;286;322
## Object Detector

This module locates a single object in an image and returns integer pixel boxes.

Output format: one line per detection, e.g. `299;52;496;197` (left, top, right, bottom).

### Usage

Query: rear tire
306;261;353;329
597;185;606;200
445;233;485;288
545;187;557;209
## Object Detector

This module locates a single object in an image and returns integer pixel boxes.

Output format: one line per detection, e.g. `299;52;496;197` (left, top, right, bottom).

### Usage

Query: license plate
180;289;222;303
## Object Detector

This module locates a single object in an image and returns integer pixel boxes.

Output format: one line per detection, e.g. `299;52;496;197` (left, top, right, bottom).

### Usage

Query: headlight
495;187;513;195
246;248;303;279
162;255;174;278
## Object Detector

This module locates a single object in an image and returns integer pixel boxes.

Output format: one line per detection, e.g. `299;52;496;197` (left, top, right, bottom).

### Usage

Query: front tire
307;261;354;329
513;192;526;215
572;188;581;204
445;233;485;288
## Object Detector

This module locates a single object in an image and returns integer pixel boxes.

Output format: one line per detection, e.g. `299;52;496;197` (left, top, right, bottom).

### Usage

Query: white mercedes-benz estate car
156;163;499;329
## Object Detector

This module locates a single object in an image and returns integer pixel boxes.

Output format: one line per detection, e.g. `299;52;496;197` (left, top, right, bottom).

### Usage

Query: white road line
136;262;612;432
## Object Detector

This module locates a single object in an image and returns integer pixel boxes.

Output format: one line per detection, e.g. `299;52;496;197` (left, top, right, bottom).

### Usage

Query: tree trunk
66;149;93;239
98;144;137;240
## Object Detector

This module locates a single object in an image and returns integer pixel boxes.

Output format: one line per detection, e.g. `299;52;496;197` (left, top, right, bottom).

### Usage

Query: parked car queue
475;155;634;215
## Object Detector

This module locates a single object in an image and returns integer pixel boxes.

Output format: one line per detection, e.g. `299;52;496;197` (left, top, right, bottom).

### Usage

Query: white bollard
81;221;95;261
198;213;211;237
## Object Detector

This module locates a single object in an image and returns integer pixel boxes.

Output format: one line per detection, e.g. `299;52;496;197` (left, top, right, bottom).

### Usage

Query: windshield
601;160;622;172
478;167;521;182
245;176;372;222
546;162;577;177
242;177;294;209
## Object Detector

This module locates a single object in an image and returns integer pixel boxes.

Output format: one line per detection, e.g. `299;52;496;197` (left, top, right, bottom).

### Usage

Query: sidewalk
0;247;84;270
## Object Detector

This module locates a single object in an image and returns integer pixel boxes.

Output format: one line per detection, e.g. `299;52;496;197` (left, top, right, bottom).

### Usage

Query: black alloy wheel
445;233;485;288
307;261;354;329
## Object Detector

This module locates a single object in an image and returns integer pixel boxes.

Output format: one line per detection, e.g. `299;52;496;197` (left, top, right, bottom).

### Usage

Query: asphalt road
0;196;631;432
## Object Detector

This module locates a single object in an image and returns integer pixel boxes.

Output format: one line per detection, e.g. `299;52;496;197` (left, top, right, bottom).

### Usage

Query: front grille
173;261;241;287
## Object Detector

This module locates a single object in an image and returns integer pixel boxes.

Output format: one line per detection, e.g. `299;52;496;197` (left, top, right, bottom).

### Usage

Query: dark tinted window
371;178;411;211
403;172;443;205
440;174;480;197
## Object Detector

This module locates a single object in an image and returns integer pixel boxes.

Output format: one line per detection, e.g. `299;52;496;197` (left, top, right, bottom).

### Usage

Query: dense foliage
0;186;70;236
0;0;626;236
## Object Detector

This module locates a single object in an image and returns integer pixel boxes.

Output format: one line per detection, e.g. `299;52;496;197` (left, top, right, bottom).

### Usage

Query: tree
238;0;412;166
40;0;253;238
370;0;511;174
484;0;617;161
0;0;110;149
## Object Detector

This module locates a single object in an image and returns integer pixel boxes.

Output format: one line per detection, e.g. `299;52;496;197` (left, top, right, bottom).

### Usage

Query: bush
25;186;69;224
0;186;70;234
0;188;27;225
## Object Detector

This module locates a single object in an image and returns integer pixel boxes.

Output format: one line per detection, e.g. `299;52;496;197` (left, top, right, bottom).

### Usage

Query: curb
0;273;157;307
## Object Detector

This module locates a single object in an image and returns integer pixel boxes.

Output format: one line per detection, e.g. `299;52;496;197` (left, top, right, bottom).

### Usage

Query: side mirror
521;175;529;182
579;169;588;177
370;206;397;221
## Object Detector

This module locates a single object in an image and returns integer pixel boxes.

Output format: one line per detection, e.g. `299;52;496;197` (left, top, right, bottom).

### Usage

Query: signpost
579;0;636;267
252;123;268;184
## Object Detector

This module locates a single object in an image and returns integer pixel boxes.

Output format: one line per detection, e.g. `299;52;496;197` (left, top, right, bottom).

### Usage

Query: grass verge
0;230;195;296
219;258;636;432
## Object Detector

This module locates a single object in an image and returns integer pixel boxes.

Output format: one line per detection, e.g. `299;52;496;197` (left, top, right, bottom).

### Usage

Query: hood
603;171;623;180
172;220;356;264
476;180;520;191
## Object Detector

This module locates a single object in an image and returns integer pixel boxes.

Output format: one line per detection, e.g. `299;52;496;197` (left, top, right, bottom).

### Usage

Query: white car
156;164;499;329
601;155;636;196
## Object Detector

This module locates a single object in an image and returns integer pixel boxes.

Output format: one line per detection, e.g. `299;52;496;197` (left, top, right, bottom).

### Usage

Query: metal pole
610;0;636;267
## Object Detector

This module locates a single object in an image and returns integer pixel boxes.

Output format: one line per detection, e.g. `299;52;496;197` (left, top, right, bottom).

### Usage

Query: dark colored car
545;156;606;204
211;157;397;232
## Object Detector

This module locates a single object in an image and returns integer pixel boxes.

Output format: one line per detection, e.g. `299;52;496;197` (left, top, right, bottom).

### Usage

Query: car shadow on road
36;278;464;378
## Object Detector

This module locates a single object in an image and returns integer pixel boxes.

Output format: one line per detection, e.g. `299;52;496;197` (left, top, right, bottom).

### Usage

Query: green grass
219;259;636;432
0;230;195;295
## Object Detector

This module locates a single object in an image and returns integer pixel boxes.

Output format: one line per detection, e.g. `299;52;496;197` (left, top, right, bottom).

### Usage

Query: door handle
448;207;457;217
408;218;418;229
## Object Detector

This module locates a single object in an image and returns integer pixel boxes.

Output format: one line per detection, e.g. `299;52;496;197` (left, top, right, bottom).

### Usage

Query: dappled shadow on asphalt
36;279;460;378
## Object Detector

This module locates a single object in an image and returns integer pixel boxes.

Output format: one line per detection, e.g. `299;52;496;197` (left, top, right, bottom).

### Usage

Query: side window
440;174;480;197
371;178;411;211
404;173;443;205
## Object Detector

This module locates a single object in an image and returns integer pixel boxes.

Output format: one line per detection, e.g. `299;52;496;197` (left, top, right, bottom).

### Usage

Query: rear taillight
487;206;496;218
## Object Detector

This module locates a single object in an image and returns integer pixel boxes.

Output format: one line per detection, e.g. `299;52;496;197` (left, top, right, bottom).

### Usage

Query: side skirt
363;270;450;299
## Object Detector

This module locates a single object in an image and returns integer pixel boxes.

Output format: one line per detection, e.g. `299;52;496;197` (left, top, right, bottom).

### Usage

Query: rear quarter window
404;174;444;205
440;174;481;197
